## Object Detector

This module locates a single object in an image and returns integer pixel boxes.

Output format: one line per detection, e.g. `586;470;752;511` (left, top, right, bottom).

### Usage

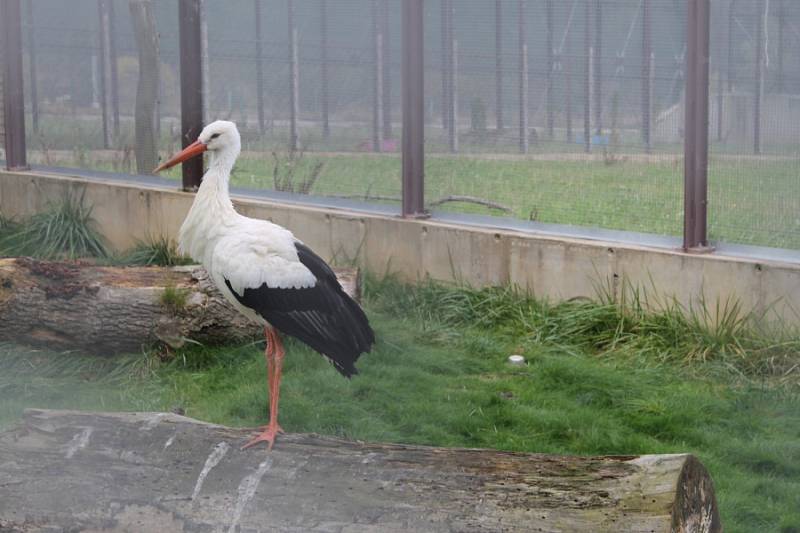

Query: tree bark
0;258;361;355
129;0;159;174
0;409;722;532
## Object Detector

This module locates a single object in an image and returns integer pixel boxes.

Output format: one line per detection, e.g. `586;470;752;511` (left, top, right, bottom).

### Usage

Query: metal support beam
1;0;29;170
401;0;425;217
178;0;204;189
683;0;711;251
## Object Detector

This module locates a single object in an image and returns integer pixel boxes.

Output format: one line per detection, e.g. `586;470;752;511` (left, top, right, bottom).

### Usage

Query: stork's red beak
153;140;207;173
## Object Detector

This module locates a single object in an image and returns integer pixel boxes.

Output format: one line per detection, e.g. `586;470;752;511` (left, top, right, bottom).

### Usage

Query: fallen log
0;258;361;354
0;409;721;532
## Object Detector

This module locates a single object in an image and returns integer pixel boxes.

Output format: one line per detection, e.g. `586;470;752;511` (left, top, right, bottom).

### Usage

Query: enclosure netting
17;0;800;250
707;0;800;249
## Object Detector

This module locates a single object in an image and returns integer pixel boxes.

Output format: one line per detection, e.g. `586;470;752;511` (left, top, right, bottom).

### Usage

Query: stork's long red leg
242;326;285;451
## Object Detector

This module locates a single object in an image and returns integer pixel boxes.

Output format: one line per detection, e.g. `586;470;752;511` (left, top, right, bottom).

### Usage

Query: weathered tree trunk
0;409;721;532
0;258;360;354
129;0;159;173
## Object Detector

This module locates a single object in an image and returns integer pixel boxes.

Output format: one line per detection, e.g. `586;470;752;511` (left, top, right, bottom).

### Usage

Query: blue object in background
575;134;610;146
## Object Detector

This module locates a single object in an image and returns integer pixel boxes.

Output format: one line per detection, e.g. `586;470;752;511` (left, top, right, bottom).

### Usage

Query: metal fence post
25;0;39;135
443;0;455;148
372;0;384;153
566;26;573;142
288;0;299;152
518;0;529;154
320;0;330;138
545;0;554;139
594;0;602;136
199;0;209;125
98;0;114;149
642;0;652;153
440;0;450;131
777;0;784;93
1;0;29;171
583;0;592;153
495;0;504;131
726;0;735;91
381;0;392;140
109;0;120;139
178;0;204;190
717;0;725;142
401;0;425;217
255;0;265;134
753;0;764;155
683;0;711;251
449;39;458;153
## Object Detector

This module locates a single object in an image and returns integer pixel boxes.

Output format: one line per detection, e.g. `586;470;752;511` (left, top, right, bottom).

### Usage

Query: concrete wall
2;169;800;325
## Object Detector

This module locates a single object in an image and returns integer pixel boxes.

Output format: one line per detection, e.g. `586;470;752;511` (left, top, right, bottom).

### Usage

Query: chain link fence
9;0;800;250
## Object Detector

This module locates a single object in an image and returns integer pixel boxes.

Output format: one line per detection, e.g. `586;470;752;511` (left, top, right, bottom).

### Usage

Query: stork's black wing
224;242;374;377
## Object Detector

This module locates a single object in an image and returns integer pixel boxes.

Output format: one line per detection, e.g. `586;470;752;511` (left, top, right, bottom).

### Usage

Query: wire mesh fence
707;0;800;249
7;0;800;250
204;0;403;201
422;0;685;235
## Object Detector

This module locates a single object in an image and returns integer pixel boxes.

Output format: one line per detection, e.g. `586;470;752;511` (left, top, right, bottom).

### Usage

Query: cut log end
673;455;722;533
0;409;722;532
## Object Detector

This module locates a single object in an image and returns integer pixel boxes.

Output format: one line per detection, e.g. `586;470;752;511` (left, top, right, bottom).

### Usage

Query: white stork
154;120;374;450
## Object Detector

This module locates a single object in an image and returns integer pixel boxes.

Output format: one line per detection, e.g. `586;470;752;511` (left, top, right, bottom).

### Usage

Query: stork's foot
242;423;284;451
257;423;285;433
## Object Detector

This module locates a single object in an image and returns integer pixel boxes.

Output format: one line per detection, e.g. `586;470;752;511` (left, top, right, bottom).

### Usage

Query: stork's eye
210;133;221;140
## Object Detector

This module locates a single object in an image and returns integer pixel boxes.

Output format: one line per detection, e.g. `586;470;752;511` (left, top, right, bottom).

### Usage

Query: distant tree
129;0;159;174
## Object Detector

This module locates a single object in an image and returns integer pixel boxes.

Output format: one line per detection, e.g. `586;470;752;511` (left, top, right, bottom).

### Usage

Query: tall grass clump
0;211;18;239
365;275;800;385
120;235;193;267
0;193;108;260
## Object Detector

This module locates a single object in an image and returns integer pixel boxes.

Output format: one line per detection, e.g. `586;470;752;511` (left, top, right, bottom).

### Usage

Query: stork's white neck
178;143;241;262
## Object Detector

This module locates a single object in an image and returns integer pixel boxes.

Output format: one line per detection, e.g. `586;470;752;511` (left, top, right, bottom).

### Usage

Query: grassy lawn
30;139;800;249
2;278;798;532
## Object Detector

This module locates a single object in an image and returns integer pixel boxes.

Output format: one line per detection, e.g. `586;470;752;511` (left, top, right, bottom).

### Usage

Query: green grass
0;204;192;268
35;141;800;249
0;344;163;427
1;278;798;531
0;193;109;260
119;235;193;267
159;284;190;312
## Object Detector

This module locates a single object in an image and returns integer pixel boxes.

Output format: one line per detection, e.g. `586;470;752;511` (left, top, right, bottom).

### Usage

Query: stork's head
153;120;241;173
